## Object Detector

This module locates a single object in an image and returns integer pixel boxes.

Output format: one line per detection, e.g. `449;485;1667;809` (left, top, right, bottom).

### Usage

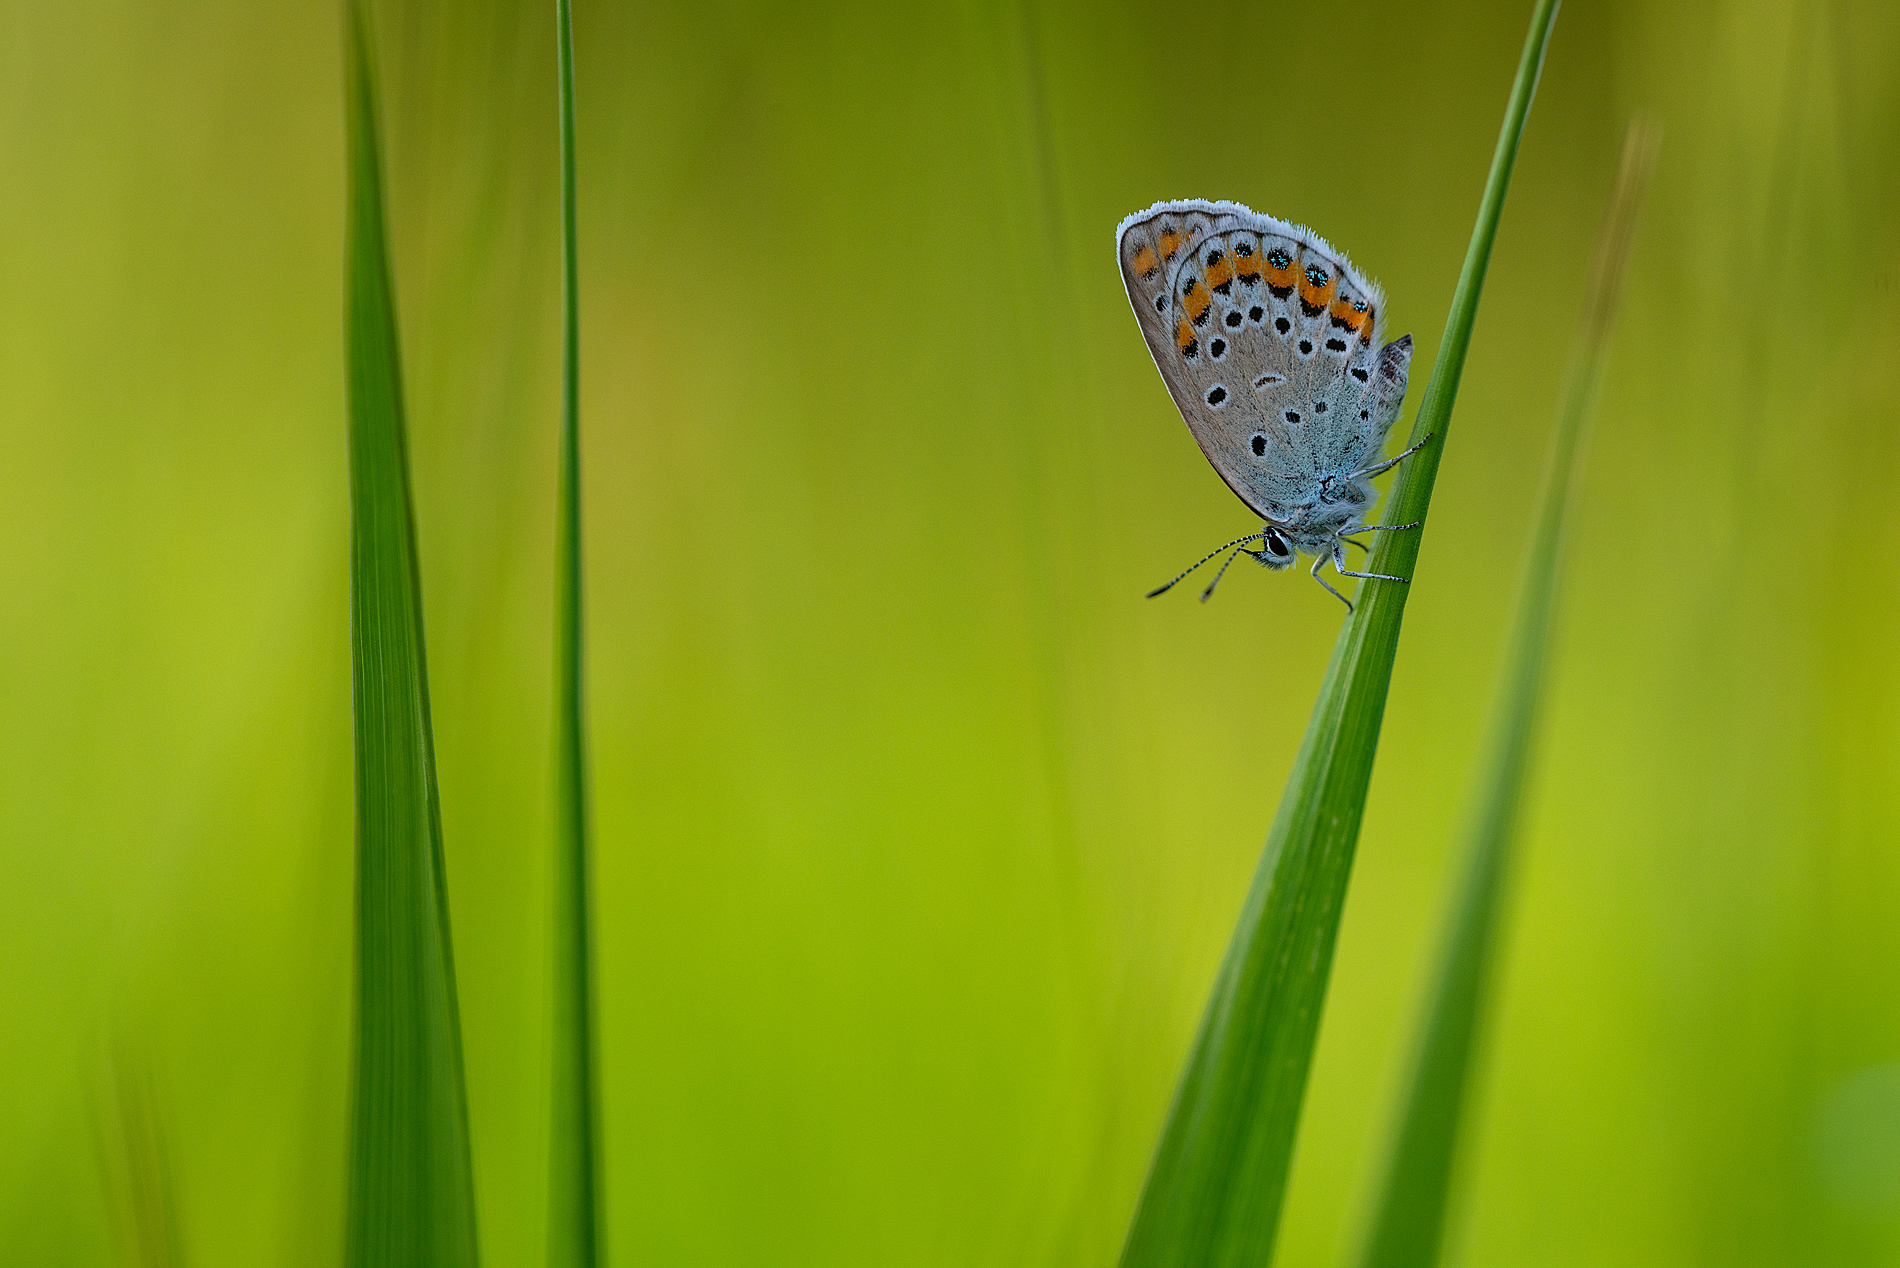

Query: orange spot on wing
1299;270;1338;313
1204;256;1236;290
1132;245;1159;278
1264;255;1297;293
1158;229;1183;260
1175;318;1196;351
1329;298;1370;336
1235;252;1263;281
1183;283;1211;323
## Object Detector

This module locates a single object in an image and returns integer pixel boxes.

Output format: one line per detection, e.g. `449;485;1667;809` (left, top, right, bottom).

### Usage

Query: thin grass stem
547;1;603;1265
1350;117;1660;1268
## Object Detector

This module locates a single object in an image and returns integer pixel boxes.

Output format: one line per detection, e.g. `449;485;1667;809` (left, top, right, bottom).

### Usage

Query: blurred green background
4;0;1898;1263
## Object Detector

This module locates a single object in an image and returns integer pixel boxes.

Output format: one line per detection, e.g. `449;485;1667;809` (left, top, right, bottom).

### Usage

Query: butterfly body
1117;199;1423;606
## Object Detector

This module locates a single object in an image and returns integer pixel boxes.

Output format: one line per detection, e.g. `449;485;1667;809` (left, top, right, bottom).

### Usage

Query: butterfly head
1257;526;1297;571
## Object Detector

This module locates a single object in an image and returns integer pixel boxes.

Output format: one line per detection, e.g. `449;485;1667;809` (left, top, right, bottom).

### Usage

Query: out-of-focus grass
547;1;603;1265
97;1051;187;1268
1116;5;1558;1264
1352;117;1659;1268
342;1;480;1263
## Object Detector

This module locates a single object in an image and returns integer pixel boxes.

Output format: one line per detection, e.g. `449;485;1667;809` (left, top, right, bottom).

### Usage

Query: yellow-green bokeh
3;1;1897;1264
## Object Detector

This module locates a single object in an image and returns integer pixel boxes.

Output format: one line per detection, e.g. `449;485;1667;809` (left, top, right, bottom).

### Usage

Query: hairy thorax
1277;473;1376;552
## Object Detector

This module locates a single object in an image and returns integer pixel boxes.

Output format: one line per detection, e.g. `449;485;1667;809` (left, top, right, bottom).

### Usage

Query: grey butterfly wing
1117;199;1399;522
1360;335;1413;469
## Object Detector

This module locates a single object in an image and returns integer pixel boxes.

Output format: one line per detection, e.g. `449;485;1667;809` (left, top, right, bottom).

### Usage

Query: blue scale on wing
1244;232;1311;479
1207;232;1299;469
1315;288;1383;475
1285;241;1350;472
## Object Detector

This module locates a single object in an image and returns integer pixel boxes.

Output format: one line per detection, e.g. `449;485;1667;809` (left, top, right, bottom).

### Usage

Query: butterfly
1116;199;1431;611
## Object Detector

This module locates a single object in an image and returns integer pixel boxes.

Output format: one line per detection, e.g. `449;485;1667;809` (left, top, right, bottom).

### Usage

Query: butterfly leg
1330;538;1410;586
1349;431;1435;480
1335;566;1411;583
1332;549;1410;588
1338;520;1423;537
1310;552;1355;612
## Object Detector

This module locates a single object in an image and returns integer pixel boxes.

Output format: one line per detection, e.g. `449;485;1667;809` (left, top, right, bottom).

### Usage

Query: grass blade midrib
1117;4;1562;1264
548;0;603;1264
1351;118;1659;1268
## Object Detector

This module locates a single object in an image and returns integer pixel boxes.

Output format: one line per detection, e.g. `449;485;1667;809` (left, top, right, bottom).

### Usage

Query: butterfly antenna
1199;544;1251;602
1146;531;1266;598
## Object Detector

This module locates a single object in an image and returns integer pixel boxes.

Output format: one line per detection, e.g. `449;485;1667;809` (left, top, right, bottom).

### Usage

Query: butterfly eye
1267;535;1291;557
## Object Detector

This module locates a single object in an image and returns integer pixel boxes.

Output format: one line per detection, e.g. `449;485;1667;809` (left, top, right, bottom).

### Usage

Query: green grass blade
1350;118;1659;1268
342;1;481;1263
1117;5;1560;1265
547;1;603;1266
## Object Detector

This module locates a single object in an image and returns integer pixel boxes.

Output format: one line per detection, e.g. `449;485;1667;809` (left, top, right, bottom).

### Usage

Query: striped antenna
1199;543;1255;602
1146;531;1267;599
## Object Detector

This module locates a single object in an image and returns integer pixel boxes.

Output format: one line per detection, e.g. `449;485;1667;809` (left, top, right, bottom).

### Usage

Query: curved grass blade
1117;4;1561;1265
1350;118;1660;1268
547;1;604;1266
342;2;481;1263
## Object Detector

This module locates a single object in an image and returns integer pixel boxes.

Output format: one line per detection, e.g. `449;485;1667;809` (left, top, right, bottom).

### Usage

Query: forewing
1118;199;1388;520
